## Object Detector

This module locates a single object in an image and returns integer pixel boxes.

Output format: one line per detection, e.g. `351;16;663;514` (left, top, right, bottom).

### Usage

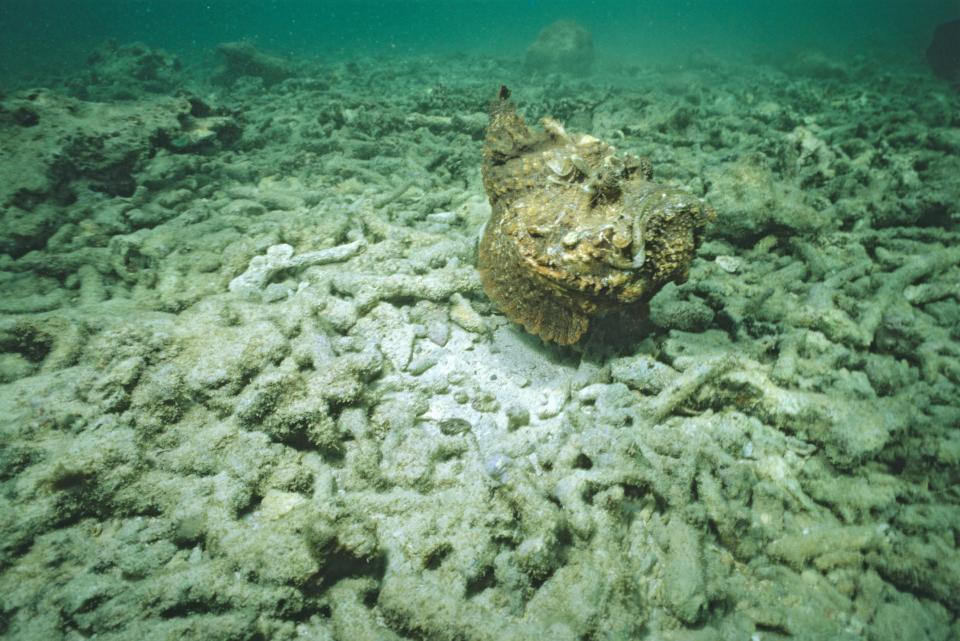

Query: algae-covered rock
0;91;181;205
703;155;830;242
649;282;715;332
70;41;183;101
608;352;678;394
0;90;239;256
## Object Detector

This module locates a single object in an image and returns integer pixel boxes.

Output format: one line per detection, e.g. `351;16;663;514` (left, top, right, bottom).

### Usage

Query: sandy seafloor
1;41;959;641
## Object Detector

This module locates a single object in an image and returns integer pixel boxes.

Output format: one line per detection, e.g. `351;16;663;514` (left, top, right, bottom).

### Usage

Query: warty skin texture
478;86;715;345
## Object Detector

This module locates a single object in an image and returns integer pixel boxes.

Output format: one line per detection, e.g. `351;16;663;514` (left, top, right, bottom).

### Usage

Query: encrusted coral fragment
478;86;715;345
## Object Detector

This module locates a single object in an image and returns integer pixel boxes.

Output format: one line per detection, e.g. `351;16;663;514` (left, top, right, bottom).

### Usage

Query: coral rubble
70;41;183;101
0;43;957;641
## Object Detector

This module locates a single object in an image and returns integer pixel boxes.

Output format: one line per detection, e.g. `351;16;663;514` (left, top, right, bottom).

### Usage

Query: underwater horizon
2;0;957;84
1;1;959;640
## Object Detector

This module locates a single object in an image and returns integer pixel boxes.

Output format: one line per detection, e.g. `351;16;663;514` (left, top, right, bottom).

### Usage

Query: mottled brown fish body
478;87;714;345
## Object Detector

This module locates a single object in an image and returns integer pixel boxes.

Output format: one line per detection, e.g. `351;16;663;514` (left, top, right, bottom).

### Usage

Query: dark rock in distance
215;41;294;87
926;18;960;88
525;20;594;76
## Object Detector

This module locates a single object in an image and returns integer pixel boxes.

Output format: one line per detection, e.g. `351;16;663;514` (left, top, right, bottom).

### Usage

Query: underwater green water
1;0;956;85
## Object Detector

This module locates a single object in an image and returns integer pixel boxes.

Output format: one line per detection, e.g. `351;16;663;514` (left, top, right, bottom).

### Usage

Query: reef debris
70;41;183;101
229;239;366;300
477;86;715;344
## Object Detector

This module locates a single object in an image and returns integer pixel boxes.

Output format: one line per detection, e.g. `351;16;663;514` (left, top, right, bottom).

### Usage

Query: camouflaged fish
478;85;715;345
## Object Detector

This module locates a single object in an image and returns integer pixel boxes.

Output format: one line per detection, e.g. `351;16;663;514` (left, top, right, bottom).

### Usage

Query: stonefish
478;86;715;345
